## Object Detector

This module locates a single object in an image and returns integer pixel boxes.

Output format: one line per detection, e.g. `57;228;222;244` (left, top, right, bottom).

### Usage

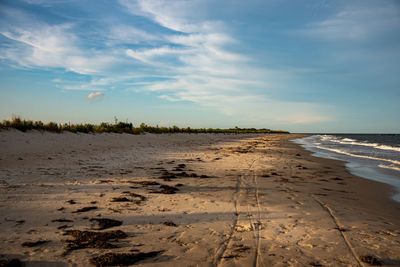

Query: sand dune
0;131;399;266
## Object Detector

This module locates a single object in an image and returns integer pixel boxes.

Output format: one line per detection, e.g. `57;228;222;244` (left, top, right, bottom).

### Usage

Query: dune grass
0;117;289;134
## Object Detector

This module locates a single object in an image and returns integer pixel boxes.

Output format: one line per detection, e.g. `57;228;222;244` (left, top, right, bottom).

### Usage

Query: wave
318;135;400;152
314;145;400;166
378;164;400;172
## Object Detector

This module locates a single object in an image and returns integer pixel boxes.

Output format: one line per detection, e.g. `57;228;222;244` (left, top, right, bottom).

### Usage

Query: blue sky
1;0;399;133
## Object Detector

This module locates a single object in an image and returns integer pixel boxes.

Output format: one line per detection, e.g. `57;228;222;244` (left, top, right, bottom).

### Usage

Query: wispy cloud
87;92;104;100
0;7;124;75
299;3;400;41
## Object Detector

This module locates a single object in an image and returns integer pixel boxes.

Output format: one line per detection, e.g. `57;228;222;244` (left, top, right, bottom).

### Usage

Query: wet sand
0;130;399;266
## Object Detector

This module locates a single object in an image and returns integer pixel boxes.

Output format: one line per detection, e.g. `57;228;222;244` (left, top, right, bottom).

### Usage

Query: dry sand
0;130;399;266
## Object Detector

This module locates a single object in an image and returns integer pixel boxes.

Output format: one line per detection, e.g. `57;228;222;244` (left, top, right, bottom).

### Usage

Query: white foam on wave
378;164;400;172
314;145;400;167
318;135;400;152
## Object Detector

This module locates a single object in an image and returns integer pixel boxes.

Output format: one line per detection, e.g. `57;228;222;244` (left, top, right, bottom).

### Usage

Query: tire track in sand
212;173;243;266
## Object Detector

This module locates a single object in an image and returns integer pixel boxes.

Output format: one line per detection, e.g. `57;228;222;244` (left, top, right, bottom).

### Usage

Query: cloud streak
87;92;104;100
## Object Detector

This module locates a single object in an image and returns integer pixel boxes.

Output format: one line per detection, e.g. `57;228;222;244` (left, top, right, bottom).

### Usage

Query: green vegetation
0;117;289;134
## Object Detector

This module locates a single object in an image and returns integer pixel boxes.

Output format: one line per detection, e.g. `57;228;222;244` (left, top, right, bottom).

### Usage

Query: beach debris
72;206;98;213
57;225;71;230
359;255;383;265
90;218;123;230
332;177;344;181
89;251;163;266
175;183;184;187
130;181;160;186
21;240;50;247
97;179;113;184
159;170;177;180
63;230;127;254
150;185;179;194
163;221;178;227
66;200;76;205
57;207;65;211
110;197;132;202
122;191;147;201
52;218;73;222
200;175;210;178
0;258;22;267
309;262;323;266
222;254;242;259
232;244;250;253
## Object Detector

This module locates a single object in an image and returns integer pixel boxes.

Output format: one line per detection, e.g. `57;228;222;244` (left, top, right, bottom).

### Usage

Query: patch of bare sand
0;130;399;266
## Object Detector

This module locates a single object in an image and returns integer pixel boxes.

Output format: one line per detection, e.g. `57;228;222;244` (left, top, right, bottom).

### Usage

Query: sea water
293;134;400;202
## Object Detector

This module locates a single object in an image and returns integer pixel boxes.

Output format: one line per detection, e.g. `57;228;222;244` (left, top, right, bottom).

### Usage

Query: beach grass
0;117;289;135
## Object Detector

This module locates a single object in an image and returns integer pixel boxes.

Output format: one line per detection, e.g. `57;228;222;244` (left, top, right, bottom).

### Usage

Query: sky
0;0;399;133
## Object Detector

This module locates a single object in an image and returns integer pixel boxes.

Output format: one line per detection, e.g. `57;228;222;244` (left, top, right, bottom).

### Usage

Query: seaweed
359;255;383;266
21;240;50;247
150;185;179;194
57;225;71;230
130;181;160;186
89;251;163;266
90;218;123;230
122;192;147;201
163;221;178;227
63;230;127;254
72;206;98;213
52;218;73;222
111;197;132;202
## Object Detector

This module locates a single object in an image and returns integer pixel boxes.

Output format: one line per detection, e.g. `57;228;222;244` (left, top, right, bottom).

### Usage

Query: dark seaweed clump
111;197;133;202
89;251;163;266
21;240;50;247
72;206;98;213
150;185;179;194
62;230;127;254
163;221;178;227
359;255;383;266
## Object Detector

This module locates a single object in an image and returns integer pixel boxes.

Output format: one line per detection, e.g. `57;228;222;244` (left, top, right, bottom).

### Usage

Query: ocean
293;134;400;202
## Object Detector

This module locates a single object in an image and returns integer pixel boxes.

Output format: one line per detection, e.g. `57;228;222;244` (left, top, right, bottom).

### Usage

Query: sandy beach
0;131;399;267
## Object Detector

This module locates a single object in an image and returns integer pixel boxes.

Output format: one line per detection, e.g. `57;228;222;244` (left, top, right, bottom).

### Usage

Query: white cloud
87;92;104;99
300;3;400;41
0;8;124;75
118;0;219;33
117;0;333;125
108;24;159;45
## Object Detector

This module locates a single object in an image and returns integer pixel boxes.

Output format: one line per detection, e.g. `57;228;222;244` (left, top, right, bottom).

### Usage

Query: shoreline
288;135;400;219
0;131;399;266
293;135;400;203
